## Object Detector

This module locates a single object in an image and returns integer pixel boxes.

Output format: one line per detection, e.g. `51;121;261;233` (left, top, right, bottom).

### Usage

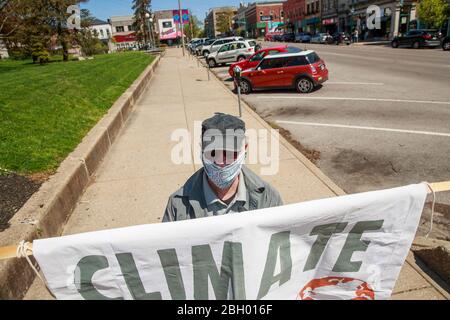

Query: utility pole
189;14;194;40
178;0;185;56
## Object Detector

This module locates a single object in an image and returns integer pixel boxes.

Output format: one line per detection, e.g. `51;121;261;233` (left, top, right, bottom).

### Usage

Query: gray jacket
163;166;283;222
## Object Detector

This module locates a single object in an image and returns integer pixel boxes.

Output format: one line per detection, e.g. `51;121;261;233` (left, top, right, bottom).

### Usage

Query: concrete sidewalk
25;48;448;300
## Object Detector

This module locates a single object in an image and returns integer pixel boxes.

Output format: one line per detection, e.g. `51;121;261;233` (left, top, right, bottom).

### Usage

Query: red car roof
257;45;288;52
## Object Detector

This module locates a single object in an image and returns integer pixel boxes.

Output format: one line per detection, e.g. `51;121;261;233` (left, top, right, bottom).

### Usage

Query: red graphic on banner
298;277;375;300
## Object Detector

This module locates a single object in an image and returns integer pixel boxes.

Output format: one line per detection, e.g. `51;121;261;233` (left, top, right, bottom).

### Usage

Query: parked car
228;46;302;77
442;36;450;51
273;34;283;42
265;31;283;42
281;33;295;42
188;38;208;54
201;37;244;57
331;32;351;45
236;50;328;94
295;33;312;43
207;40;259;68
195;39;215;55
391;30;441;49
310;33;330;44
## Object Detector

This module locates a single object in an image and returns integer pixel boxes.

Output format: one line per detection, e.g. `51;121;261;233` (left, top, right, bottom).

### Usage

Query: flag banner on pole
173;9;189;25
33;184;427;300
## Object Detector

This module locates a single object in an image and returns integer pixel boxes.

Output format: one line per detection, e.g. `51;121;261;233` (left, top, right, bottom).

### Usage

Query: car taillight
310;64;317;74
423;34;432;40
248;48;254;52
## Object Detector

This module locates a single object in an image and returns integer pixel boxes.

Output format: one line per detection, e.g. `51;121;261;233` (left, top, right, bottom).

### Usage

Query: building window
259;11;263;16
100;29;104;37
106;29;111;37
281;11;284;18
116;26;124;32
128;25;133;31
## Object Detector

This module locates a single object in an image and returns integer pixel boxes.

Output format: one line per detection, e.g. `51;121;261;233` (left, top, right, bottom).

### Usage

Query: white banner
33;184;428;300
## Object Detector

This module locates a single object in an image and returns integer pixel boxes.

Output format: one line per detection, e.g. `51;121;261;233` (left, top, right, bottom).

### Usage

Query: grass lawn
0;52;154;175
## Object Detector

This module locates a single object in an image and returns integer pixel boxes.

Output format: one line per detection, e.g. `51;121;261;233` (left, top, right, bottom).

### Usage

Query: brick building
283;0;306;33
245;1;286;38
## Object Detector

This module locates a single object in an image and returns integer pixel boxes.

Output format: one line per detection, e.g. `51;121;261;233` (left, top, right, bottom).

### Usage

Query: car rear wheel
443;41;450;51
296;78;314;94
238;79;252;94
208;59;216;68
391;40;399;48
412;41;420;49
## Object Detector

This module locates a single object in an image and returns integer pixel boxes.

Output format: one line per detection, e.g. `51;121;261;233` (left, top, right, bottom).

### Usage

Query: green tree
417;0;449;29
183;13;202;40
4;0;52;61
216;10;235;35
46;0;89;61
2;0;88;62
0;0;27;39
132;0;151;44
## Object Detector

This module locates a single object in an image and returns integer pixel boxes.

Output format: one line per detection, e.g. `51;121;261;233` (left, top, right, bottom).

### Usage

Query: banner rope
16;241;55;298
422;182;436;239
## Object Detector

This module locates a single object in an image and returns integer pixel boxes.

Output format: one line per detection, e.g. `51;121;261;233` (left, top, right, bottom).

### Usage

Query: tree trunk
61;37;68;61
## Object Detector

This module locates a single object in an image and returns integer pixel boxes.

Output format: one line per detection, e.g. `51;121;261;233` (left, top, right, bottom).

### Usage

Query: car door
278;56;303;87
248;57;286;88
401;31;417;45
216;44;231;63
226;43;239;62
236;42;250;59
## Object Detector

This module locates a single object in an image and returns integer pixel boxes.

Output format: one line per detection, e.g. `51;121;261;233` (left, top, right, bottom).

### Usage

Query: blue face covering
202;151;246;190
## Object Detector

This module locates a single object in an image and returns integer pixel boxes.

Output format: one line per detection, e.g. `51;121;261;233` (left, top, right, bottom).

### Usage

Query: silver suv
207;40;259;68
201;37;244;57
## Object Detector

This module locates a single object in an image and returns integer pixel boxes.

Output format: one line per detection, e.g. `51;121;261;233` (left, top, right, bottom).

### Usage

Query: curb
0;52;164;300
196;55;346;197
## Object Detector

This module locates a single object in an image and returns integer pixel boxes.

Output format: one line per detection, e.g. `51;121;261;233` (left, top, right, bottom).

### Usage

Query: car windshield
250;51;265;61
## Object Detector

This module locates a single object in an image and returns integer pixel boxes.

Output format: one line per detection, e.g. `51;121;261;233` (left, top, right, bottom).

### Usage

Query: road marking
257;96;450;105
276;120;450;137
327;81;384;85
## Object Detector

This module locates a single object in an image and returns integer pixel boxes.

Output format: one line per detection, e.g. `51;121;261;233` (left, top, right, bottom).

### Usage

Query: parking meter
233;66;243;117
233;66;242;88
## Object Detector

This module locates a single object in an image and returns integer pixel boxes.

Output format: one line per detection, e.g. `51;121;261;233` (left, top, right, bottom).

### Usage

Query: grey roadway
210;42;450;226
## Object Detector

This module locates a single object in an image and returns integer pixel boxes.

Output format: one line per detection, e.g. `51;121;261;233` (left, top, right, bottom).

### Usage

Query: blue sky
82;0;245;24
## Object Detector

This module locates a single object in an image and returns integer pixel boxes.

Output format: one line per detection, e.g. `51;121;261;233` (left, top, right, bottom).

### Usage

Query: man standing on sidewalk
163;113;283;222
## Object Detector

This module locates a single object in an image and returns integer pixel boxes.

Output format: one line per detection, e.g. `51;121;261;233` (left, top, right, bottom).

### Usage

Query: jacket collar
182;166;266;214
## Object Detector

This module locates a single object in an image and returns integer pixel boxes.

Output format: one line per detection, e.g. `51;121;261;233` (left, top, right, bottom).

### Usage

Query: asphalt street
205;42;450;215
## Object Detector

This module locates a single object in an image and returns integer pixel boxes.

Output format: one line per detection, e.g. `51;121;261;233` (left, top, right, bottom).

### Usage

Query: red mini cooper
237;50;328;94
